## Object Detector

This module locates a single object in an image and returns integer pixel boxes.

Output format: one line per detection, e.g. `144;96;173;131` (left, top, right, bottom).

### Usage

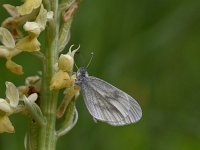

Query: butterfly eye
75;76;83;85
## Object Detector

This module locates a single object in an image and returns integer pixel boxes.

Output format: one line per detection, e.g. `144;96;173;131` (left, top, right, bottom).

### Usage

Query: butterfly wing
80;76;142;126
107;95;142;126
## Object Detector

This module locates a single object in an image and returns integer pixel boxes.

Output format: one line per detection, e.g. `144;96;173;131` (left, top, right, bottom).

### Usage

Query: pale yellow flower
0;27;16;58
18;75;41;97
0;27;23;74
15;33;41;52
0;27;21;58
50;70;71;90
2;4;41;39
0;82;19;133
15;5;51;52
16;0;42;16
0;82;38;133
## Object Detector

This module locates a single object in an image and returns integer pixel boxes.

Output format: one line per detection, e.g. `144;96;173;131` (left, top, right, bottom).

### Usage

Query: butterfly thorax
75;67;89;85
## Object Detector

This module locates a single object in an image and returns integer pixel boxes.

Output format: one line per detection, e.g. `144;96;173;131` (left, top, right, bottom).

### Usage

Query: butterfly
75;67;142;126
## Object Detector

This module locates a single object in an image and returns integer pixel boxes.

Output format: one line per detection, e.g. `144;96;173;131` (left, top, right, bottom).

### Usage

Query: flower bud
58;54;74;72
58;45;79;72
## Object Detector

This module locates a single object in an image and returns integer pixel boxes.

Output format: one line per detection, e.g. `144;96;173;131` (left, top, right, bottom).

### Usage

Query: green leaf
56;100;78;138
58;19;72;53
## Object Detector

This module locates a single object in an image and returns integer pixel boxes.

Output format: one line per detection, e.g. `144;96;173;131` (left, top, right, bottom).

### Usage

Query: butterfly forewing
80;76;142;126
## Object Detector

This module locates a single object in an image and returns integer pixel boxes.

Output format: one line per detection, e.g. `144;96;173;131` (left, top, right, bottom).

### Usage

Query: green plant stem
37;0;59;150
26;0;77;149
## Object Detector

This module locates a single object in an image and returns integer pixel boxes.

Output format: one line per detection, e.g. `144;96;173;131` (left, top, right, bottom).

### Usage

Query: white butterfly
75;67;142;126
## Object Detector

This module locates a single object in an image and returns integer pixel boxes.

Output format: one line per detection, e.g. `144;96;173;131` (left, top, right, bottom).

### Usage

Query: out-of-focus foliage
1;0;200;150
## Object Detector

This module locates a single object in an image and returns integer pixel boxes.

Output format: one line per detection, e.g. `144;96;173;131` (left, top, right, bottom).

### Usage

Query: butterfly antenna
86;52;94;69
74;61;79;70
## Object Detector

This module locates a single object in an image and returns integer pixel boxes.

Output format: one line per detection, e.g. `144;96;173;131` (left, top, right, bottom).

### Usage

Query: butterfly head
75;67;89;85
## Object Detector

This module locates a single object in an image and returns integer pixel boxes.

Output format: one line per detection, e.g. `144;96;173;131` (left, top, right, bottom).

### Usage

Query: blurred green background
1;0;200;150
